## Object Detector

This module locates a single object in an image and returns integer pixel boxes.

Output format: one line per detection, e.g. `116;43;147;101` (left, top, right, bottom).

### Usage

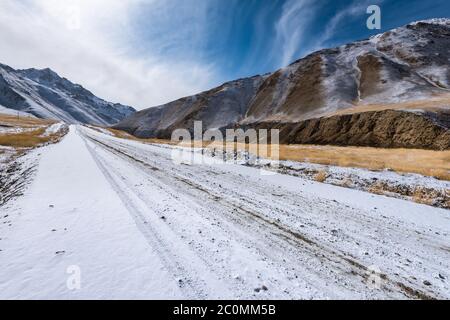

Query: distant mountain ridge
115;18;450;149
0;63;135;126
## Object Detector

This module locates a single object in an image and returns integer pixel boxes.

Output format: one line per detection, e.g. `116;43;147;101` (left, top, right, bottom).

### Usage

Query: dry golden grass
0;113;55;127
368;181;388;196
0;113;65;149
412;187;435;206
0;127;67;148
205;141;450;181
275;144;450;181
314;170;328;183
104;127;450;181
364;181;449;208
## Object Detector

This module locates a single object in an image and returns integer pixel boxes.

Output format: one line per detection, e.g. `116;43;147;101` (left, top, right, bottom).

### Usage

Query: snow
86;125;114;136
0;126;38;134
0;146;16;164
0;64;135;126
410;18;450;27
1;126;449;299
42;122;65;137
271;159;450;199
0;105;34;118
164;143;450;207
0;126;183;299
418;64;450;88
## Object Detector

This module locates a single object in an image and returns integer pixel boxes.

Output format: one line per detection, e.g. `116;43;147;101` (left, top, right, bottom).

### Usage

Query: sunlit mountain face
1;0;449;110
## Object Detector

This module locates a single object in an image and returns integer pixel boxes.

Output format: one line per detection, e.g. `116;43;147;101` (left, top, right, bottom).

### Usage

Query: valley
0;17;449;301
0;126;448;299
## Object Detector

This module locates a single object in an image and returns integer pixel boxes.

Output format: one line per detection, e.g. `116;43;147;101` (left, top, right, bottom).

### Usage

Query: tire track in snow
80;128;448;299
82;137;324;298
82;134;234;299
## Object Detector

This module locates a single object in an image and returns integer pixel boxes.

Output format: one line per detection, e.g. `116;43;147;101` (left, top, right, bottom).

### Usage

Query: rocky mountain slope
115;76;265;138
245;110;450;150
115;18;450;149
0;64;135;126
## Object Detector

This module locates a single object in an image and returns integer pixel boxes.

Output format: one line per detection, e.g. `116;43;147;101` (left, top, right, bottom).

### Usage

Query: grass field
0;114;66;149
208;142;450;180
101;126;450;181
275;144;450;181
0;113;54;127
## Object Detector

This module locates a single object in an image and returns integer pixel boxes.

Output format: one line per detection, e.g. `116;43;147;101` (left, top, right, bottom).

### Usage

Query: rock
244;110;450;150
423;280;432;286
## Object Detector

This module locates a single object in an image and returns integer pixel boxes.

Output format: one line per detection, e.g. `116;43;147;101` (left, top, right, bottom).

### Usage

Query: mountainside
115;18;450;149
115;76;265;138
0;64;135;126
244;110;450;150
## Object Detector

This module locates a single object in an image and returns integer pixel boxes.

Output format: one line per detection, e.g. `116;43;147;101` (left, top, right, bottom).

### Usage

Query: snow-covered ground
0;105;34;118
41;122;64;137
176;144;450;208
0;126;449;299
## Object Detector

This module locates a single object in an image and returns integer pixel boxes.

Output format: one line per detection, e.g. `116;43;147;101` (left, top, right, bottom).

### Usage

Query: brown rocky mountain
114;19;450;150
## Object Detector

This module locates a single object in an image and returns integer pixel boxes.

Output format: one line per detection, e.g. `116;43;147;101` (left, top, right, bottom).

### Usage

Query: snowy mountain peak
409;17;450;26
19;67;61;83
0;63;136;125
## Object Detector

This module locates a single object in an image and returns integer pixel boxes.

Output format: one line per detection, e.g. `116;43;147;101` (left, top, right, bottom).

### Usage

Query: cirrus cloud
0;0;216;109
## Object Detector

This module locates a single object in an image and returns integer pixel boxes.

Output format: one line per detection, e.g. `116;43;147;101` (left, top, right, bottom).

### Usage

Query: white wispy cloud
272;0;386;67
311;0;385;51
0;0;216;109
273;0;318;67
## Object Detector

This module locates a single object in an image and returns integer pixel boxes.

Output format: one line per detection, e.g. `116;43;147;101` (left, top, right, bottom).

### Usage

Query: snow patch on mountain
0;63;135;125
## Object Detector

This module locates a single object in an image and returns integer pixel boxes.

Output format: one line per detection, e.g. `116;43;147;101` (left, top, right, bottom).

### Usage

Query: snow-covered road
1;126;449;299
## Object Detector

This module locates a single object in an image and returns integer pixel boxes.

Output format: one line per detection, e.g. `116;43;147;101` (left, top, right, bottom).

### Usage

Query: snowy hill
115;76;265;138
115;19;450;149
243;18;450;123
0;63;135;126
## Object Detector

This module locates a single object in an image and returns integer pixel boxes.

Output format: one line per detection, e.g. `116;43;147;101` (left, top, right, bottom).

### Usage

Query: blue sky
126;0;450;81
0;0;449;109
